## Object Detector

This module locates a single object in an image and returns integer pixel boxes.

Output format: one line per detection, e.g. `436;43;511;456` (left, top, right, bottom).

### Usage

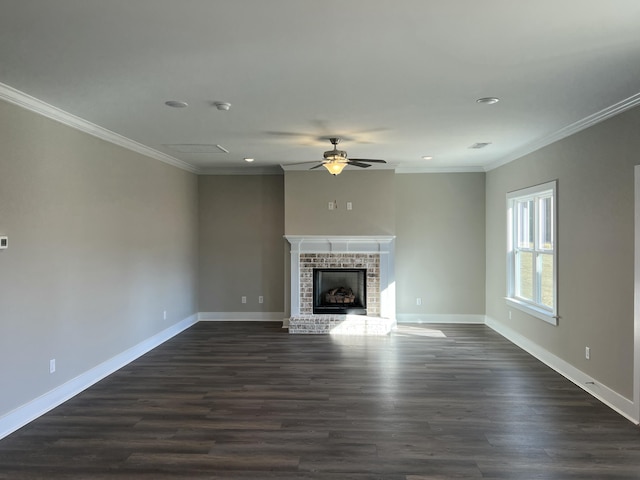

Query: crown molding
198;166;284;175
485;91;640;172
4;81;639;177
395;166;485;174
0;82;198;174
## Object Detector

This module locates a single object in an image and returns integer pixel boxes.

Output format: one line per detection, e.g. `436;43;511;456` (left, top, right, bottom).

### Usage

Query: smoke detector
213;101;231;111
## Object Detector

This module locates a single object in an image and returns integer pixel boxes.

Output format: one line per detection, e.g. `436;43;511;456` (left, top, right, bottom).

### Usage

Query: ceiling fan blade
309;163;325;170
349;158;387;164
286;160;325;166
264;130;311;137
347;160;372;168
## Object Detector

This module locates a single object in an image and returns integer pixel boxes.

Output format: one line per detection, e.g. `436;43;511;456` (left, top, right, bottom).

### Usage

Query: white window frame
506;180;558;325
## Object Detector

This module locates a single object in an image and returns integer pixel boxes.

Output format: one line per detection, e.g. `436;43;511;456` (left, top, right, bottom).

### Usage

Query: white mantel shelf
285;235;396;254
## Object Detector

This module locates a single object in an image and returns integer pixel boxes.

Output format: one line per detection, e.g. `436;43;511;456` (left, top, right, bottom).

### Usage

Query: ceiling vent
469;142;492;149
164;144;229;154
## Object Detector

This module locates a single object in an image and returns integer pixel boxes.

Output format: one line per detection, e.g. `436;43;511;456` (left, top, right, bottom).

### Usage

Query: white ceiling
1;0;640;174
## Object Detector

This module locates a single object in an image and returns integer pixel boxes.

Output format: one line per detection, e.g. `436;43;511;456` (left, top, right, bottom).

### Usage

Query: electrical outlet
346;202;353;210
163;310;167;320
49;359;56;373
259;296;264;304
585;346;590;360
328;202;334;210
508;310;512;320
416;297;422;306
241;296;247;304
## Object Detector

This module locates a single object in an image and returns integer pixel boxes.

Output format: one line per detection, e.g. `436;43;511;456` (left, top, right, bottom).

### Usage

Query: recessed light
165;100;188;108
244;158;255;163
421;156;433;160
476;97;500;105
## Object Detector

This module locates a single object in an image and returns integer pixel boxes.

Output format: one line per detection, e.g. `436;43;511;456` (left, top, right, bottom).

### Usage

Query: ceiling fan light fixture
323;160;347;176
281;137;386;175
324;150;347;162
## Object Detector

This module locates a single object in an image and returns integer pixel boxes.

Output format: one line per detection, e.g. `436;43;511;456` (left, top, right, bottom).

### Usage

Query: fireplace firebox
313;268;367;315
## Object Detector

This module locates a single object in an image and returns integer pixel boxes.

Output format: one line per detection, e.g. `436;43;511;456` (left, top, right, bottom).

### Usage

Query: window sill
505;297;558;326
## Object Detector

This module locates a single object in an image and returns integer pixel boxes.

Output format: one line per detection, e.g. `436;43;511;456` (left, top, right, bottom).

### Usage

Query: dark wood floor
1;322;639;479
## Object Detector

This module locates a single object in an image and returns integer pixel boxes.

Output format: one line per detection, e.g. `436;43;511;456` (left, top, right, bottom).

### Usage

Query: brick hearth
287;314;396;335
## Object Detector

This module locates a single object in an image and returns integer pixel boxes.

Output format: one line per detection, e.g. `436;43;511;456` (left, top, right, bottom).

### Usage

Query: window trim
506;180;558;325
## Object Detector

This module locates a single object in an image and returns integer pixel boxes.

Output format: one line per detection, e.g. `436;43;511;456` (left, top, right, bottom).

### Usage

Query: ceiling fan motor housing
324;149;348;161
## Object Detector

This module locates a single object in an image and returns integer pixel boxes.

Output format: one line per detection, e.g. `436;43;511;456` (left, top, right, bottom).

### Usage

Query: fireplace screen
312;268;367;315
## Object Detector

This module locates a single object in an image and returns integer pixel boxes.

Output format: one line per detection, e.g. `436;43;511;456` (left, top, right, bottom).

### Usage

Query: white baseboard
3;312;635;440
198;312;285;321
0;314;198;440
397;313;486;324
485;316;638;425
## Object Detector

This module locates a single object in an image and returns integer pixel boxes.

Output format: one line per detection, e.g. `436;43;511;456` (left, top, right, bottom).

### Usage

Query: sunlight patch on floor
394;325;447;338
328;315;395;336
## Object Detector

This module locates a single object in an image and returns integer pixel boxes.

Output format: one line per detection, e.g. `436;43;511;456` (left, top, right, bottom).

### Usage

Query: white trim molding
486;92;640;171
198;312;285;321
397;314;486;324
506;180;558;325
4;81;640;177
285;235;396;254
0;82;198;174
0;314;198;440
2;311;637;440
199;166;284;176
486;316;638;424
395;166;485;174
633;166;640;423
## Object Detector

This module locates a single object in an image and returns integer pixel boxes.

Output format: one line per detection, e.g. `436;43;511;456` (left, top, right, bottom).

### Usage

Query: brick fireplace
285;236;396;334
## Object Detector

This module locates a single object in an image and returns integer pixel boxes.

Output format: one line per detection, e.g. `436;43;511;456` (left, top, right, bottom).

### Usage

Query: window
506;181;557;325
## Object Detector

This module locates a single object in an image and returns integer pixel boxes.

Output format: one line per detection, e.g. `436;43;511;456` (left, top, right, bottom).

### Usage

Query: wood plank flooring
1;322;639;479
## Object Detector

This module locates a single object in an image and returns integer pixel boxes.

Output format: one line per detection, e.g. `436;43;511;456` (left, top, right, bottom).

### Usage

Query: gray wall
284;170;395;235
198;175;285;313
284;169;486;318
395;173;486;316
486;106;640;400
0;99;199;418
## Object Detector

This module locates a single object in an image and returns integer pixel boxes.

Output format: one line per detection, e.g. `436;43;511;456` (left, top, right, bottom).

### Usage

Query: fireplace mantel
285;235;396;323
285;235;395;254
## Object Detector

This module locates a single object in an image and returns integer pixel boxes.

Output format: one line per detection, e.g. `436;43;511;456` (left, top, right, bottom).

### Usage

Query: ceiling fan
289;137;387;175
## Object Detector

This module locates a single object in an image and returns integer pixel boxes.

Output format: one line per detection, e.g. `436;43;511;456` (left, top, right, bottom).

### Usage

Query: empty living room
1;1;640;478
